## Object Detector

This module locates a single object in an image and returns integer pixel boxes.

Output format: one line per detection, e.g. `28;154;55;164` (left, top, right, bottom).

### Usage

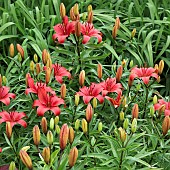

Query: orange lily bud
70;7;76;21
92;97;97;109
46;67;51;84
82;119;88;133
46;57;52;70
33;125;40;146
158;60;164;75
30;61;35;72
75;21;81;37
60;124;69;150
87;5;92;13
132;104;139;119
6;122;12;139
116;65;123;82
42;49;49;65
115;17;120;29
79;70;85;86
61;84;66;99
47;130;53;145
154;64;159;74
16;44;24;59
85;103;93;123
131;28;136;39
69;147;78;168
69;127;75;144
112;25;118;39
97;63;102;79
73;3;79;17
42;147;50;164
19;150;33;170
158;104;165;117
118;127;126;142
26;73;31;87
9;43;15;57
75;94;80;106
0;74;2;88
87;11;93;23
128;76;134;88
33;54;38;63
60;3;66;19
162;116;170;136
36;63;41;75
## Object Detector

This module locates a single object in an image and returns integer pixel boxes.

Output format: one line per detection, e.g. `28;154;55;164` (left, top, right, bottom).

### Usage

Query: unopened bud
69;147;78;168
116;65;123;82
2;76;7;85
56;125;60;134
157;76;160;83
50;118;54;130
21;146;30;152
54;116;59;125
42;49;49;65
60;124;69;150
82;118;88;134
73;3;79;17
92;97;97;109
87;5;92;13
131;28;136;39
41;117;47;134
61;84;66;99
9;161;15;170
118;127;126;142
158;60;164;75
97;63;102;79
9;43;15;57
158;105;165;117
129;60;134;68
98;122;102;132
123;118;129;130
75;119;80;130
119;111;124;121
82;13;87;21
16;44;24;59
46;57;52;70
46;67;51;84
128;76;133;87
18;53;22;62
86;104;93;123
112;25;118;39
36;63;41;75
153;95;158;104
132;104;139;119
136;84;141;91
79;70;85;86
115;17;120;29
131;118;137;133
26;73;31;87
0;74;2;88
150;106;155;117
70;7;76;21
69;127;75;144
87;11;93;23
6;122;12;139
162;116;170;136
60;3;66;19
75;21;81;37
30;61;35;72
122;97;127;108
19;150;33;170
75;94;80;106
47;130;53;145
33;125;40;146
33;54;38;63
154;64;159;74
42;147;50;164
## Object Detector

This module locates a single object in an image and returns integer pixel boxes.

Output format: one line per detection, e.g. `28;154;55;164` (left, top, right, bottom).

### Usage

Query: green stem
142;86;149;119
56;150;64;170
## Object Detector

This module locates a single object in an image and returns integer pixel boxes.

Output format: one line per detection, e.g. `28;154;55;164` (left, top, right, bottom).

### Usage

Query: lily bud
47;130;53;145
6;122;12;139
112;25;118;39
60;3;66;19
75;21;81;37
122;96;127;108
153;95;158;104
132;104;139;119
18;53;22;62
42;49;48;65
75;94;80;106
46;67;51;84
69;127;75;144
131;28;136;39
0;74;2;88
162;116;170;136
116;65;123;82
157;76;160;83
33;54;38;63
123;118;129;130
128;75;133;88
36;63;41;75
79;70;85;86
121;59;126;67
158;104;165;117
21;146;30;152
61;84;66;99
115;17;120;29
93;97;97;109
98;122;102;132
9;43;15;57
87;11;93;23
42;147;50;164
86;104;93;123
50;118;54;130
119;111;124;121
9;161;15;170
73;3;79;17
30;61;35;72
97;63;102;79
87;5;92;13
136;84;141;91
69;147;78;168
54;116;59;125
60;124;69;150
16;44;24;60
75;119;80;130
131;118;137;133
129;60;134;68
150;106;155;117
33;125;40;146
82;119;88;134
154;64;159;74
41;117;47;134
26;73;31;87
82;13;87;21
118;127;126;142
19;150;33;170
70;7;76;21
46;57;52;70
56;125;60;134
158;60;164;75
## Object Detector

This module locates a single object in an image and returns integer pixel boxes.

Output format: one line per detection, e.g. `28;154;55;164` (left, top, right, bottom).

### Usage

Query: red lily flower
52;16;75;43
130;67;158;84
105;93;122;108
33;88;64;116
0;147;2;153
81;23;102;44
77;83;104;104
0;86;16;106
53;63;71;84
25;76;54;95
100;78;122;97
0;111;27;128
154;99;170;116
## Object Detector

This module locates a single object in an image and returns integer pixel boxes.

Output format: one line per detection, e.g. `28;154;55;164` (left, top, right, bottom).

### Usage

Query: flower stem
56;150;64;170
142;85;149;119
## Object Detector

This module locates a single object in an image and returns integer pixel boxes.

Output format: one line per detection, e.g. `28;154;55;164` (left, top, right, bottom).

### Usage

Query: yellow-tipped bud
119;111;124;121
60;3;66;19
93;97;97;109
150;106;155;117
73;3;79;16
98;122;102;132
75;119;80;130
75;94;80;106
157;76;161;83
162;116;170;136
42;147;50;164
6;122;12;139
158;104;165;117
82;119;88;134
131;28;136;39
69;127;75;144
41;117;47;134
50;118;55;130
33;54;38;63
56;125;60;134
30;61;35;72
9;161;15;170
60;124;69;150
46;57;52;70
54;116;59;125
70;7;76;21
97;63;102;79
131;118;137;133
158;60;164;75
75;21;81;37
79;70;85;86
47;130;53;145
129;60;134;68
132;104;139;120
19;150;33;170
121;59;126;67
87;11;93;23
0;74;2;88
2;76;7;86
69;147;78;168
45;67;51;84
9;43;15;57
86;103;93;123
61;84;66;99
16;44;24;60
122;96;127;108
123;118;129;130
33;125;40;146
118;127;126;142
115;17;120;29
36;63;41;75
116;65;123;82
21;146;30;152
42;49;49;65
153;95;158;104
154;64;159;74
87;5;92;13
